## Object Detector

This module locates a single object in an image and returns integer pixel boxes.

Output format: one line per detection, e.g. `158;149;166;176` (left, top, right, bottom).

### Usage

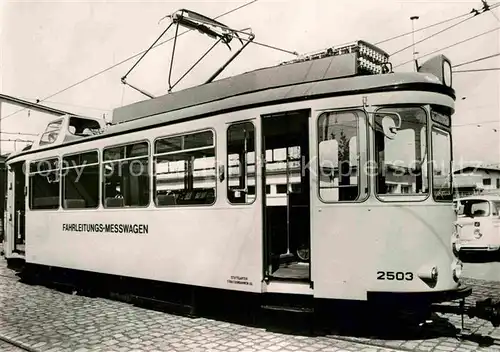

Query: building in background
453;166;500;197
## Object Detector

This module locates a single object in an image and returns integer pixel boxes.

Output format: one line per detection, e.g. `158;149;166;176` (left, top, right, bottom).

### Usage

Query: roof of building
455;194;500;202
453;166;500;174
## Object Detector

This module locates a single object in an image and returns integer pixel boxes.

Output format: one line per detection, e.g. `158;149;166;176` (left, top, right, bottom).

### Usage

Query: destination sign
431;110;451;127
62;223;148;234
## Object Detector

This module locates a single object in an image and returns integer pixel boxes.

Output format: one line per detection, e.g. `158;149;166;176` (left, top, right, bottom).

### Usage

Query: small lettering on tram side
62;223;149;234
227;275;253;286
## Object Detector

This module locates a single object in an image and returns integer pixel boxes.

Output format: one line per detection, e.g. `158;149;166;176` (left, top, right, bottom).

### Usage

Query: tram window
432;128;452;201
227;122;255;204
39;120;63;146
374;107;428;200
318;111;361;202
154;130;216;206
62;151;99;209
103;142;150;208
29;158;60;210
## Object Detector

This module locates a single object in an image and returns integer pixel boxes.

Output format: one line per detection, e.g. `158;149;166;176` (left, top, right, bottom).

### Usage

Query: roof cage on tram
281;40;392;75
120;8;255;99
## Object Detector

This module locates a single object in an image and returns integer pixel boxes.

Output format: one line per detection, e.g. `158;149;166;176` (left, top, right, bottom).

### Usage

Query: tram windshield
374;106;428;200
430;107;452;201
431;128;452;201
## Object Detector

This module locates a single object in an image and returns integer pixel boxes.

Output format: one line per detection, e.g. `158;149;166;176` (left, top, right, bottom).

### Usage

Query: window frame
102;140;151;209
459;199;491;218
226;121;257;206
39;119;63;146
316;108;368;204
153;128;217;208
61;149;100;210
431;126;453;203
28;157;61;211
373;105;430;203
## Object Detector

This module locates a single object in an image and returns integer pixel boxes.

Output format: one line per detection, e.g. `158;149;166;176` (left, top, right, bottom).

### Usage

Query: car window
492;201;500;216
459;200;490;218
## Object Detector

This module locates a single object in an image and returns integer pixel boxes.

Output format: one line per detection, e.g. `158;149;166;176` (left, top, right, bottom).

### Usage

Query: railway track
0;336;38;352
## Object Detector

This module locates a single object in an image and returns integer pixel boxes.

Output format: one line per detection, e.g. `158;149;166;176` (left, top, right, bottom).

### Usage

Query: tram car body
3;37;473;319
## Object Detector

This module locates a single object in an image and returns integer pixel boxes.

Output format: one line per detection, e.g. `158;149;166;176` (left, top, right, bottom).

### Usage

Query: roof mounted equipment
281;40;392;75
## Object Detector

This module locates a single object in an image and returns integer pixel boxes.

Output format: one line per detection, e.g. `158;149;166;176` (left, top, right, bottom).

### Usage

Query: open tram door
5;161;26;257
261;110;311;282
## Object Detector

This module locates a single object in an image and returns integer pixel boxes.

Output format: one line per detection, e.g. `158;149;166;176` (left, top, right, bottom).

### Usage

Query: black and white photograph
0;0;500;351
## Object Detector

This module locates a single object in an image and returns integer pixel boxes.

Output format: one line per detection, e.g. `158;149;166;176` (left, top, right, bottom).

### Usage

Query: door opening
12;162;25;254
262;110;311;282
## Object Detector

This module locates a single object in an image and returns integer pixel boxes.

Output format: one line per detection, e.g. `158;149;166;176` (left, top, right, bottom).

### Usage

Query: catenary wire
453;67;500;72
389;13;483;56
393;26;500;68
453;52;500;67
0;0;260;122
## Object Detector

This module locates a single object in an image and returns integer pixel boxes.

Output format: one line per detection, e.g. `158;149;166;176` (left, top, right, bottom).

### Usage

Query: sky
0;0;499;167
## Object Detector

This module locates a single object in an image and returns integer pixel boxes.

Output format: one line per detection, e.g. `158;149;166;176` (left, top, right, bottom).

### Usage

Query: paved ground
1;257;500;352
0;259;404;352
462;253;500;282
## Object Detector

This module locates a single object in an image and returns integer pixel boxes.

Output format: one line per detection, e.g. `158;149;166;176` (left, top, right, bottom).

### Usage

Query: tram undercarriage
9;260;500;331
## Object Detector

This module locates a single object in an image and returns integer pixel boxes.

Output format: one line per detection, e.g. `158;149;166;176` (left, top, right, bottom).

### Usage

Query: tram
3;9;500;325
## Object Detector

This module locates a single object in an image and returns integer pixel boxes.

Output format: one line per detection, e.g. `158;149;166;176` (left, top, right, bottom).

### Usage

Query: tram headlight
443;59;452;87
431;266;438;282
417;265;439;286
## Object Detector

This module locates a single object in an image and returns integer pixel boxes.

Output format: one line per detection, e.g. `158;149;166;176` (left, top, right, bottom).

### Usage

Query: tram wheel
296;246;310;262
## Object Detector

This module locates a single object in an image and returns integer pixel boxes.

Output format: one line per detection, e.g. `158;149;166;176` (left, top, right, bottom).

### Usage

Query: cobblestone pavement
1;259;500;352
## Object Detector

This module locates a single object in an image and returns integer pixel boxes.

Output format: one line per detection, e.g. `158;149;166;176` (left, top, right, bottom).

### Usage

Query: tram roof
108;60;454;136
109;55;455;128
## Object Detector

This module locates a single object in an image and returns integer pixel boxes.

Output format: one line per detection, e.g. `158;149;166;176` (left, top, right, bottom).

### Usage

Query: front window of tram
431;109;453;201
374;107;428;200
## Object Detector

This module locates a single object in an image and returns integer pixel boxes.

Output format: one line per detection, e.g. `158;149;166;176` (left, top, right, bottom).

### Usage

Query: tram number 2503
377;271;413;281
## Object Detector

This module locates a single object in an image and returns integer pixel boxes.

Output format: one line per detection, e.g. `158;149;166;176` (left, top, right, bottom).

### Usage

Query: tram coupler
432;297;500;328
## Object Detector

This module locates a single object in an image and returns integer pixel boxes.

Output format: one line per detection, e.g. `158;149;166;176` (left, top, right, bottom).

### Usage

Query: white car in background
452;195;500;256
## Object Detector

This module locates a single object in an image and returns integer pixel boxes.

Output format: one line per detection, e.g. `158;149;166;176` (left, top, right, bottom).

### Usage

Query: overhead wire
453;52;500;67
389;2;500;57
454;67;500;72
485;0;500;22
5;1;482;126
393;25;500;68
374;11;472;45
0;0;260;123
2;1;499;126
453;120;499;127
0;131;38;136
389;15;479;56
0;138;33;143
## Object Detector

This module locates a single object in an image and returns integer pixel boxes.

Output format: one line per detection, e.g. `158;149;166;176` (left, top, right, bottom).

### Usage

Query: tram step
261;304;314;314
49;281;78;294
130;295;196;317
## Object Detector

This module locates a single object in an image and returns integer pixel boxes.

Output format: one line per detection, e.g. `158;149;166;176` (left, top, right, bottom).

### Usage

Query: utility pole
410;16;420;71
